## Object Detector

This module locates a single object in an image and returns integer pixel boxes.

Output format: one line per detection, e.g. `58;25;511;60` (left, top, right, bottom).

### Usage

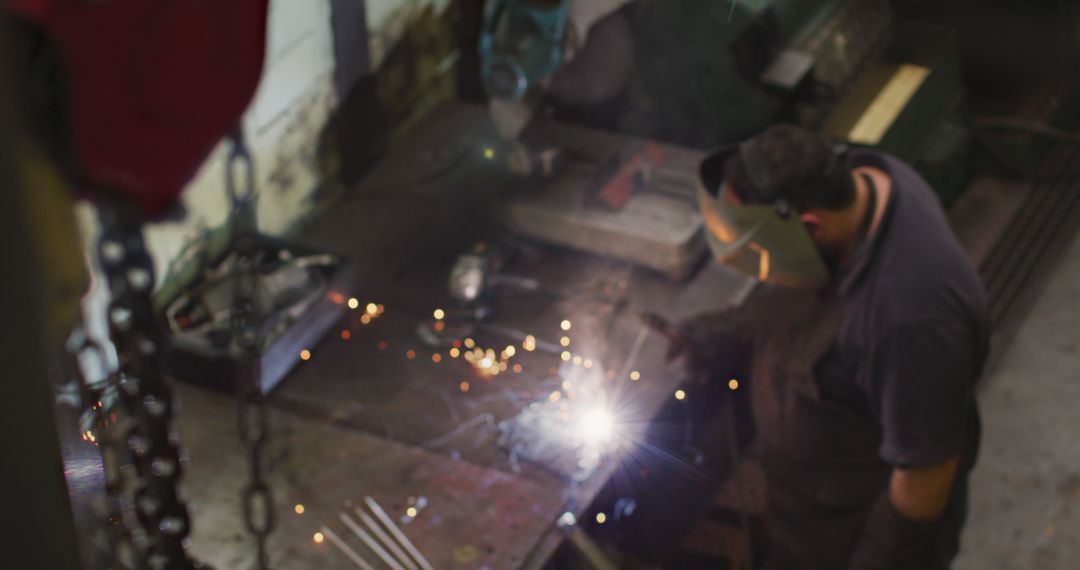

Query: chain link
97;208;195;570
228;129;274;570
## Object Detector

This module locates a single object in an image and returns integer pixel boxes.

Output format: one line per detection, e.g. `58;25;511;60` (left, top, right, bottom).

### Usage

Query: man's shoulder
872;229;984;321
867;162;986;330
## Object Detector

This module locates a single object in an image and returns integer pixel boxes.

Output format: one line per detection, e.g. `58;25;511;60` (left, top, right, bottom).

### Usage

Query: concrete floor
954;227;1080;569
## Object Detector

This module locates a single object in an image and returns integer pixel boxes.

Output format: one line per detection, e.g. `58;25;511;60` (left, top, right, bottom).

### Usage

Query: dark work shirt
817;149;989;470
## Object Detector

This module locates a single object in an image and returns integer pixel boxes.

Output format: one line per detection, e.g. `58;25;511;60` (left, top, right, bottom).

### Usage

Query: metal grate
979;140;1080;370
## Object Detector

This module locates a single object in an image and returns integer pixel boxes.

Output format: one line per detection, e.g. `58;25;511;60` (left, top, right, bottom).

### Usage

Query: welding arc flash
581;409;614;443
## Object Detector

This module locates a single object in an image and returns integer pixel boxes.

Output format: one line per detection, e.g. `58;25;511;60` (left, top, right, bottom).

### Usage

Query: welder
662;125;988;569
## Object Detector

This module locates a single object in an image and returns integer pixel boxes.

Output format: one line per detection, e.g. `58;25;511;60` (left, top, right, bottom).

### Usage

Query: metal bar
615;326;650;381
322;525;376;570
567;527;618;570
364;496;435;570
339;512;406;570
354;508;419;570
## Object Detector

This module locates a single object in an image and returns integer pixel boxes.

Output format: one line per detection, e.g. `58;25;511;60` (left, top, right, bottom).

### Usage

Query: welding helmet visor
697;147;830;289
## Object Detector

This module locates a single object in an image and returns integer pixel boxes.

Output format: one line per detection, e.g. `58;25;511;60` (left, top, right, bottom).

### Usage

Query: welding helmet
696;142;834;289
479;0;572;99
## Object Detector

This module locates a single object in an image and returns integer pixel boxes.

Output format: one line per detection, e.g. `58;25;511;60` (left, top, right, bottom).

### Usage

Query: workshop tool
365;496;436;570
161;238;350;395
321;525;376;570
591;142;667;211
340;512;407;570
354;508;419;570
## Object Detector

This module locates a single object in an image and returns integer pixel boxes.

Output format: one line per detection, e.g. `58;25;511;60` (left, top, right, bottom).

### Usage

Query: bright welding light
581;409;614;444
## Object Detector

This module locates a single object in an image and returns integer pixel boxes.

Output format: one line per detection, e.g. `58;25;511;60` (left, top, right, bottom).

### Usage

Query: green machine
631;0;968;202
500;0;969;277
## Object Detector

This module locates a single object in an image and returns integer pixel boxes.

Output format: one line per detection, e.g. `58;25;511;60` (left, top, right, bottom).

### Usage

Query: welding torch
642;312;708;371
640;310;747;387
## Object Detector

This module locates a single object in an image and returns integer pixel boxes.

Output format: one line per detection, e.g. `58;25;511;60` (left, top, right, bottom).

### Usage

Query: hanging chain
97;206;195;570
72;332;143;570
58;325;143;569
227;129;275;569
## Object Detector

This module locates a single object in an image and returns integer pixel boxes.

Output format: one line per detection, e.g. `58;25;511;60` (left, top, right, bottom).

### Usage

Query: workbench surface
178;103;753;569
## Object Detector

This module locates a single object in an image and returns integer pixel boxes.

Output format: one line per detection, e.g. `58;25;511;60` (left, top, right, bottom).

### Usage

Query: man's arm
850;317;982;569
891;457;960;522
848;458;960;570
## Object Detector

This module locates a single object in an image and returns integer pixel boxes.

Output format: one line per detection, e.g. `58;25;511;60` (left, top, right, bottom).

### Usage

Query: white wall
137;0;339;279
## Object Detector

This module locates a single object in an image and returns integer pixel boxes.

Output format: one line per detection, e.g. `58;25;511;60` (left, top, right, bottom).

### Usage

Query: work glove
640;309;752;386
848;491;943;570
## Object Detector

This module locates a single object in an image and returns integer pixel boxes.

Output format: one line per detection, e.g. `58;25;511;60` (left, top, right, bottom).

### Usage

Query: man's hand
849;457;961;569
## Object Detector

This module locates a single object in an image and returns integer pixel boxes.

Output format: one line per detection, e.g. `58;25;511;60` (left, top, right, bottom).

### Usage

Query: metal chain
70;332;143;570
97;207;195;570
227;129;275;569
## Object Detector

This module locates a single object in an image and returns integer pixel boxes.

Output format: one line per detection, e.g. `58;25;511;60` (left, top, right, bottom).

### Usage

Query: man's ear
800;211;824;241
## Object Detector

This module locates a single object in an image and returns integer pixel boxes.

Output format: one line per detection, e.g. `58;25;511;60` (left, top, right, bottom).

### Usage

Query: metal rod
616;326;650;381
364;496;435;570
322;526;376;570
354;508;419;570
339;512;406;570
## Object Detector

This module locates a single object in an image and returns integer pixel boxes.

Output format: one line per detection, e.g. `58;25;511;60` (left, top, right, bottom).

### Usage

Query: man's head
721;124;855;252
697;124;861;289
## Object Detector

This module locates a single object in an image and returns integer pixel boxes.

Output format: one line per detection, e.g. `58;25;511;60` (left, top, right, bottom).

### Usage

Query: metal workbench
178;103;753;569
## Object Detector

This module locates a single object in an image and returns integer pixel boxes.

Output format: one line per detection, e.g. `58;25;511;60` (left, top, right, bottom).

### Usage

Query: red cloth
7;0;269;218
